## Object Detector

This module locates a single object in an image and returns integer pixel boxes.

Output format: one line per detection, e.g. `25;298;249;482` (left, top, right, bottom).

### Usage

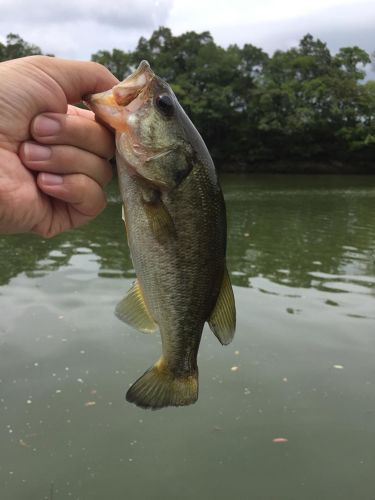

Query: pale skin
0;55;119;237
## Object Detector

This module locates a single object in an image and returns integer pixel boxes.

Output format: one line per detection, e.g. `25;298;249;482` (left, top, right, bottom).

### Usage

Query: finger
66;104;95;119
30;112;115;159
27;56;119;104
37;172;107;218
20;142;113;188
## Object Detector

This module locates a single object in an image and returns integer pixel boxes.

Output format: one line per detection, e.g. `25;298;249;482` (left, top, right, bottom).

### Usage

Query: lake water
1;174;375;500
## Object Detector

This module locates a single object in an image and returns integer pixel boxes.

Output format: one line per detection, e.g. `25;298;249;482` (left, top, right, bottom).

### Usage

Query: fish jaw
113;60;154;107
84;60;154;131
85;89;128;131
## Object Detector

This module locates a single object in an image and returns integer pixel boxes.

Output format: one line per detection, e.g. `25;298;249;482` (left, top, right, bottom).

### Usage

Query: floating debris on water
84;401;96;407
231;366;239;372
333;364;344;370
272;437;288;443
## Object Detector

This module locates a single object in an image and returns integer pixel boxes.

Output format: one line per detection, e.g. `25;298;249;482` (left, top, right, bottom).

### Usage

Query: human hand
0;56;118;237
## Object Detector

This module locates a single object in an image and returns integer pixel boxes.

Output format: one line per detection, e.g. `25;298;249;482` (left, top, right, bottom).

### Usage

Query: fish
85;61;235;410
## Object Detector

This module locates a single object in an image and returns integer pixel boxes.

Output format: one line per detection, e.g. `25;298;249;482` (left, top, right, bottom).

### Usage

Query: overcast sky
0;0;374;68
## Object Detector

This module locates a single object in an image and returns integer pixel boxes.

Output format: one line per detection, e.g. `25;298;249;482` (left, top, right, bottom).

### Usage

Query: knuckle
28;55;50;65
89;61;110;76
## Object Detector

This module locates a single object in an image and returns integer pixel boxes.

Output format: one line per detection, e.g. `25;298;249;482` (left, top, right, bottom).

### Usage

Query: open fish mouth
84;60;155;131
113;60;154;107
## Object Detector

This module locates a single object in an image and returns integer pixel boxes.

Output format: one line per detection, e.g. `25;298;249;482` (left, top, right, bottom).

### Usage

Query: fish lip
84;58;154;104
84;60;156;131
112;60;155;106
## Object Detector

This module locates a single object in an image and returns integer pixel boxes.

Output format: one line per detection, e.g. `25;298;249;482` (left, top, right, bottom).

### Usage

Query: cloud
0;21;146;59
169;0;375;55
0;0;373;62
169;0;375;77
0;0;173;58
0;0;172;28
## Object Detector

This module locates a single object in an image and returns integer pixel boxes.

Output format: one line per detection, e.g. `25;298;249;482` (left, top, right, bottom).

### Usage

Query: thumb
28;56;119;104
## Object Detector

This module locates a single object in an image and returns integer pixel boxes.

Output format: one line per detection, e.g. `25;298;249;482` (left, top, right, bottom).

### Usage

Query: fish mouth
113;60;154;106
84;60;155;131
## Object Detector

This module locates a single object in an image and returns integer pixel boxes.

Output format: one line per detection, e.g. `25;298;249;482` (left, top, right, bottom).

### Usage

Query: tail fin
126;358;198;410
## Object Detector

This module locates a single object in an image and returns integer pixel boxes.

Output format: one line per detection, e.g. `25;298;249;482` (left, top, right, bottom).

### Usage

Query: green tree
91;48;132;80
255;34;374;161
335;46;370;80
0;33;43;61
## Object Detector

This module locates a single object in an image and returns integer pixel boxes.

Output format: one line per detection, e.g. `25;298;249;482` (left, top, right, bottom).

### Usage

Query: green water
1;175;375;500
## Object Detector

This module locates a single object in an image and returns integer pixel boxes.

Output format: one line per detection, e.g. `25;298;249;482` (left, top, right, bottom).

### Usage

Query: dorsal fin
115;279;158;334
208;267;236;345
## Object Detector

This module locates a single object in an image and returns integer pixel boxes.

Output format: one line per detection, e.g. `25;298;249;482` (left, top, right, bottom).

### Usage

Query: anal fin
208;266;236;345
115;279;158;334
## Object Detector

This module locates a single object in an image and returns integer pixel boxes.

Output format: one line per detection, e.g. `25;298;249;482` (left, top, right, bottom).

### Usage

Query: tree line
1;30;374;172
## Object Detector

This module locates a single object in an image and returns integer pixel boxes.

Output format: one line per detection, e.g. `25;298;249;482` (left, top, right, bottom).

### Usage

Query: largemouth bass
86;61;235;410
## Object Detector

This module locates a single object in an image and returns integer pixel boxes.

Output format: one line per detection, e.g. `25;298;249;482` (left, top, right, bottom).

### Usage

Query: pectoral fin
143;200;176;243
208;267;236;345
115;280;158;334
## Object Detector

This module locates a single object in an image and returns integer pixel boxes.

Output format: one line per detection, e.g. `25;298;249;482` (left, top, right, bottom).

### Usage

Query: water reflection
225;175;375;292
1;175;374;294
0;201;134;287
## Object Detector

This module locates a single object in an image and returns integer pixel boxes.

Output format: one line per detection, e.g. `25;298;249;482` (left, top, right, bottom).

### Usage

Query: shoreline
218;159;375;174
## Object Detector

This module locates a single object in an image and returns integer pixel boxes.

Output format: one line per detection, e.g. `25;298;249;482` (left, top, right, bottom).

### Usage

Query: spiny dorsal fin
208;267;236;345
115;279;158;334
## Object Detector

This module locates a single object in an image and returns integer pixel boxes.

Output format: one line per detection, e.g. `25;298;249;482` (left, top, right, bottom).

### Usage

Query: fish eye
155;93;174;117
